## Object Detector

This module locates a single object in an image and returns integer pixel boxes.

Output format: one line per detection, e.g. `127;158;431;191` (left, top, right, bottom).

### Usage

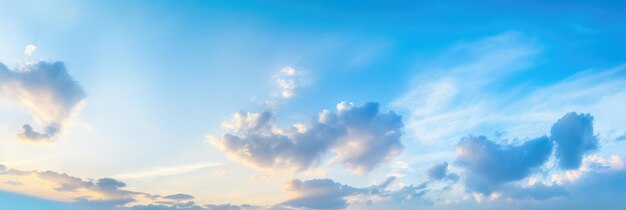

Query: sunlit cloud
0;60;86;142
208;102;403;174
24;44;37;57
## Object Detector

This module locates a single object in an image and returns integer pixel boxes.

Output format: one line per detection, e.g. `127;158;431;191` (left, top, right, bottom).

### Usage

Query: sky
1;0;626;210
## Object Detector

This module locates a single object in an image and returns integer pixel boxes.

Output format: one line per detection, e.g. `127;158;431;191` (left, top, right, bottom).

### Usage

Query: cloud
391;32;540;146
425;162;459;182
331;102;404;174
275;67;299;99
37;170;87;192
0;61;86;142
391;33;626;164
280;179;363;210
277;176;434;210
0;165;200;209
209;102;403;174
24;44;37;56
264;66;309;108
210;110;343;171
204;204;261;210
455;135;553;194
18;124;52;141
550;112;598;170
163;194;194;200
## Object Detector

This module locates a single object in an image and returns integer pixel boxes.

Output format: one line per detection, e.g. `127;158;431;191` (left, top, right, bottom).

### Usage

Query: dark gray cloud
550;112;598;170
455;135;553;194
278;176;435;210
0;61;86;141
210;102;403;174
425;162;459;182
0;165;262;210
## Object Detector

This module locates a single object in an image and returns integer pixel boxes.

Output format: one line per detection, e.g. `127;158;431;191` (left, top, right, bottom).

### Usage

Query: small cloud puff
455;135;553;194
24;44;37;56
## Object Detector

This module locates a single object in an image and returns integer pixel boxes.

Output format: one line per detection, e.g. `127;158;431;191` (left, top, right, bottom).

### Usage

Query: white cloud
208;102;403;174
0;61;86;142
24;44;37;56
276;66;299;99
392;32;626;153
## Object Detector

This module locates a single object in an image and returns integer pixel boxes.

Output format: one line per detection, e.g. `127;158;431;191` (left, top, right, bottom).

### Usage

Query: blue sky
1;0;626;210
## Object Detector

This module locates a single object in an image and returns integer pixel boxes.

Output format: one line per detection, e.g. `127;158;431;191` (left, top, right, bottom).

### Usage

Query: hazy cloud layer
0;61;86;142
0;164;200;209
209;102;403;174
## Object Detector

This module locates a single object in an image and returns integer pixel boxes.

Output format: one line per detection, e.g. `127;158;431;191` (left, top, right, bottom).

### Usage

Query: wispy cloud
113;163;224;179
393;32;626;148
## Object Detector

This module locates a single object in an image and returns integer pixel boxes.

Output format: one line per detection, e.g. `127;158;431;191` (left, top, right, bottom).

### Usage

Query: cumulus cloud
209;102;403;174
550;112;598;170
448;111;615;204
455;135;553;194
425;162;459;182
0;61;86;142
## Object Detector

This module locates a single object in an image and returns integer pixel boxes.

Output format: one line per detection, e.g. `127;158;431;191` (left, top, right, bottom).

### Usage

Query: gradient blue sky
1;0;626;210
